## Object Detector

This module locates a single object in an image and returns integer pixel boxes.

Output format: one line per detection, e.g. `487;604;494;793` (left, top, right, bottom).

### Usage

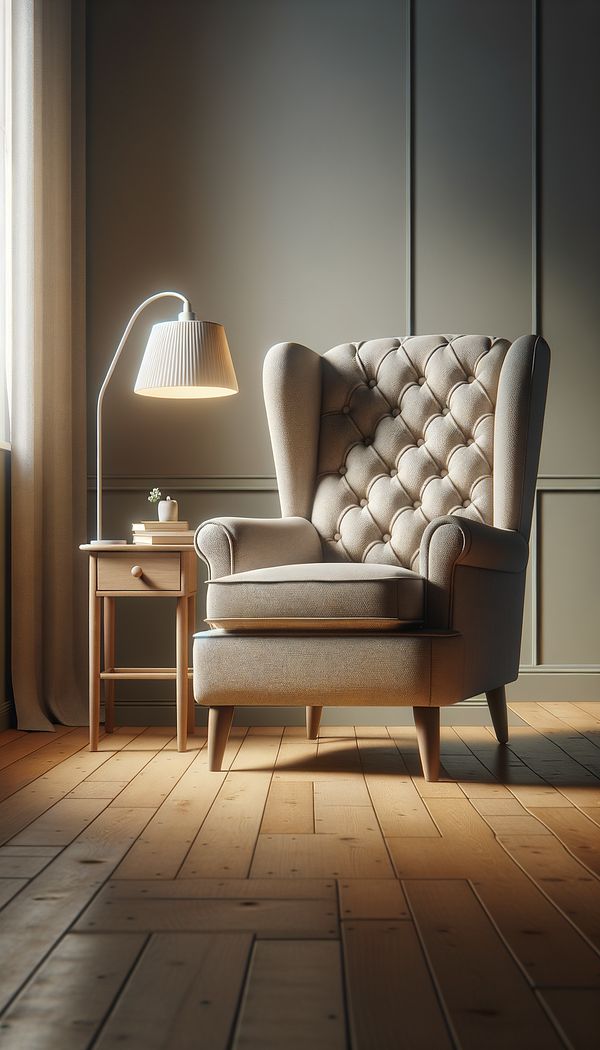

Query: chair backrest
264;334;550;570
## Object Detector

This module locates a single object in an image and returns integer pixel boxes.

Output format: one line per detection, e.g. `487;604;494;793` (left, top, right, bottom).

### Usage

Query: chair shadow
242;735;599;789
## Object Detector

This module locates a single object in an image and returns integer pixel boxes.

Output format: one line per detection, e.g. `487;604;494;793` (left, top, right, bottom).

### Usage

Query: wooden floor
0;703;599;1049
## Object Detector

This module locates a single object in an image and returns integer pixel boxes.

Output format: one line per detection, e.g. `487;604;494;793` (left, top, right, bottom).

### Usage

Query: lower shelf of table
100;667;193;680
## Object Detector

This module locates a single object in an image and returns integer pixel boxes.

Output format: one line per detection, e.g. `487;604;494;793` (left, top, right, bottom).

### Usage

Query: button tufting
312;333;506;573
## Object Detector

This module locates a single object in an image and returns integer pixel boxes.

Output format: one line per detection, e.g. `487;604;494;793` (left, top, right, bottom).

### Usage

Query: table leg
176;595;189;752
187;592;196;736
89;557;101;751
103;597;116;733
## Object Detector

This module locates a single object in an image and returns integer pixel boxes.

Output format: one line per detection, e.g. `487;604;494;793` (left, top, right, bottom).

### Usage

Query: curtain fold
11;0;87;729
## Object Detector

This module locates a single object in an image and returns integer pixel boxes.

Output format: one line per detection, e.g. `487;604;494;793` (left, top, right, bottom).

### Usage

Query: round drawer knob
130;565;144;579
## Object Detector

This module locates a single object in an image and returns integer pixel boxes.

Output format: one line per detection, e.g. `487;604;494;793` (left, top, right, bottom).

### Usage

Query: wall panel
539;0;600;476
87;0;407;481
413;0;532;337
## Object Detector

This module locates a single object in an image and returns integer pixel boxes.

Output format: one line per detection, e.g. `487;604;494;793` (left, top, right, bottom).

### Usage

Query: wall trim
529;478;599;669
88;473;600;494
87;475;279;492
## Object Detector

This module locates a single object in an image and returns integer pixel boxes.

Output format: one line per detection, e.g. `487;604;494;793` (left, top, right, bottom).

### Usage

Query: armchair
193;334;549;780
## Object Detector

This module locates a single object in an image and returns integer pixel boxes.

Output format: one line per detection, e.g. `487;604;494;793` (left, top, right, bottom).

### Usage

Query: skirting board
107;700;529;728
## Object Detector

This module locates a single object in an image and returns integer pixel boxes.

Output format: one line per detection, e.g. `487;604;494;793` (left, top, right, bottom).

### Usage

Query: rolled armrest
420;515;528;628
195;516;323;579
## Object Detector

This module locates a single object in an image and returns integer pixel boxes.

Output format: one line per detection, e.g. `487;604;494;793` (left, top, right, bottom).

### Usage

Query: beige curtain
11;0;87;729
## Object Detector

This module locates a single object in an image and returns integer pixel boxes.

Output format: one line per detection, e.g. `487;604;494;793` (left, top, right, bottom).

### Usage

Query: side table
80;543;198;752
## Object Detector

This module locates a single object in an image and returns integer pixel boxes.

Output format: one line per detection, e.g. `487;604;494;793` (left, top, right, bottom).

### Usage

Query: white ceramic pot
158;498;178;522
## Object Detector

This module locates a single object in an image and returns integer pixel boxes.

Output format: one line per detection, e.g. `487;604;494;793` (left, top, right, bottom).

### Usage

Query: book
132;520;190;532
133;531;195;546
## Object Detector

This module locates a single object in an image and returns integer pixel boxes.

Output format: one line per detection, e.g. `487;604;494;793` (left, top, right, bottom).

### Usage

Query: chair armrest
420;515;528;628
195;516;323;579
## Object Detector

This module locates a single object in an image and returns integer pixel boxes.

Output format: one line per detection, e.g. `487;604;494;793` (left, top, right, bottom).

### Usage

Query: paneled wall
86;0;599;721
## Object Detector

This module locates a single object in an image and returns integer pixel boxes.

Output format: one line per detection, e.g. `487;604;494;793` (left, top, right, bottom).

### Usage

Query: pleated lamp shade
134;320;238;398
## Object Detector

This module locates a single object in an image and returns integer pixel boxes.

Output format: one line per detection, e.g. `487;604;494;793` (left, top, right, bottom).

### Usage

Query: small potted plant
148;487;178;522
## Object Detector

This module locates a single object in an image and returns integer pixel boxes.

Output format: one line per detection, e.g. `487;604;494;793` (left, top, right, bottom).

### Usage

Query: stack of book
132;521;195;546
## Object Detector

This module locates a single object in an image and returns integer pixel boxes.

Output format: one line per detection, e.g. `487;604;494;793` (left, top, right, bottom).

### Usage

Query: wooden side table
80;543;198;752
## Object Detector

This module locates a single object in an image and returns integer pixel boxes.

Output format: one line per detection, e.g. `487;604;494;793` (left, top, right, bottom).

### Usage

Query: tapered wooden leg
306;705;323;740
187;593;196;736
176;596;189;752
486;686;509;744
89;557;101;752
103;597;115;734
413;706;440;782
208;707;235;771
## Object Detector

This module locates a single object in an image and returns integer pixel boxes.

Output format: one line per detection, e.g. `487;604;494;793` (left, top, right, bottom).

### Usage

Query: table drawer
96;553;181;592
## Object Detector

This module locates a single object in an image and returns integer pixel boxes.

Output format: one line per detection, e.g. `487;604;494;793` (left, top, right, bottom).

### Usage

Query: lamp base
89;539;128;546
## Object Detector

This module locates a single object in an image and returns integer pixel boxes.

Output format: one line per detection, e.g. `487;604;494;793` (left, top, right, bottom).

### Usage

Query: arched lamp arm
95;291;191;543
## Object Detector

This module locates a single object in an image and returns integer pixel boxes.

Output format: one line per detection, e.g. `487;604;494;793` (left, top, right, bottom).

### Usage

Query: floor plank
497;834;600;949
75;894;338;938
260;780;314;834
179;731;282;879
342;919;453;1050
95;933;253;1050
0;805;154;1012
8;797;109;847
251;832;394;879
404;879;565;1049
338;878;409;920
0;933;145;1050
105;877;337;900
539;988;600;1050
234;940;346;1050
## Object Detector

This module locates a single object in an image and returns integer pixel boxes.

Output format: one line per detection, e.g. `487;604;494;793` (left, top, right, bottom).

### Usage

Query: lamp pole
93;291;193;544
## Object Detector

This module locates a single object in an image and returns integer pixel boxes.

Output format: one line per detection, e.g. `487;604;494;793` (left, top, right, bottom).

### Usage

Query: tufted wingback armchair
193;334;550;780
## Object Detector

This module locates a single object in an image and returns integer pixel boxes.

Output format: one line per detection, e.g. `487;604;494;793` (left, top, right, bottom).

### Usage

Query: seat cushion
206;562;425;631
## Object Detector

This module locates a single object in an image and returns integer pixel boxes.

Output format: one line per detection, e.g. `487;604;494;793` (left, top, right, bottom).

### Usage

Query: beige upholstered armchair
193;335;550;781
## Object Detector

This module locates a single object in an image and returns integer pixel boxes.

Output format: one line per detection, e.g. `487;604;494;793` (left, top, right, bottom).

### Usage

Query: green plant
147;487;161;504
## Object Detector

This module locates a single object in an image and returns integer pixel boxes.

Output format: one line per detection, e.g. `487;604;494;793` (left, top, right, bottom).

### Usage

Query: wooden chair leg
208;706;234;771
413;706;440;782
486;686;509;744
306;705;323;740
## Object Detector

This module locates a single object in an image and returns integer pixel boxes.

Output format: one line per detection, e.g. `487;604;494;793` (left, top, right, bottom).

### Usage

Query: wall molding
529;477;599;672
87;474;279;492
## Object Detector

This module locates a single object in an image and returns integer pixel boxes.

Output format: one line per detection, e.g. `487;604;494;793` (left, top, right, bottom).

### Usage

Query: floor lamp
92;291;238;544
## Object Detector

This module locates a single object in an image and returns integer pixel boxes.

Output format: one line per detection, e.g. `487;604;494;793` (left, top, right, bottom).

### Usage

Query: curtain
11;0;87;729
